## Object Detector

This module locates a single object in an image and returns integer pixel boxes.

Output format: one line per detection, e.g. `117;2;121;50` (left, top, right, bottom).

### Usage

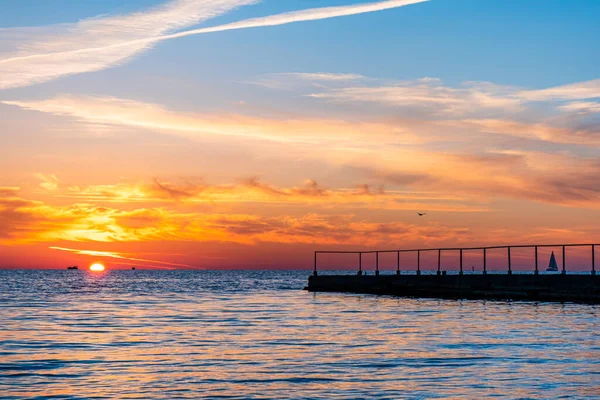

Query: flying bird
417;212;427;216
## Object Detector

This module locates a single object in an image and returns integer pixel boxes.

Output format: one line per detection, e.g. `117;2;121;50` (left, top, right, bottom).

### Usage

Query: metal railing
313;244;599;276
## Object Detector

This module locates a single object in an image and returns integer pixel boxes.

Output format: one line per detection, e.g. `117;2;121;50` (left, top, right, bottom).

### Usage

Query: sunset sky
1;0;599;270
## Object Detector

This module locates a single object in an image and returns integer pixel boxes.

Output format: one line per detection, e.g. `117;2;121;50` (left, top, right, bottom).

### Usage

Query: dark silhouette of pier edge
308;243;600;303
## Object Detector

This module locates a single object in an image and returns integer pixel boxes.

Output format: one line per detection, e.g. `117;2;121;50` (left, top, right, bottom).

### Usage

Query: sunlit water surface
1;270;598;399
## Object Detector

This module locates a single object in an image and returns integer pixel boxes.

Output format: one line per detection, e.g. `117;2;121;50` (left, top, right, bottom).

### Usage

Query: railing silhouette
313;244;598;276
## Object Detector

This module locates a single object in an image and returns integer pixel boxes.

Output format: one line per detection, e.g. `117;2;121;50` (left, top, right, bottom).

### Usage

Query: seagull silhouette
417;212;427;216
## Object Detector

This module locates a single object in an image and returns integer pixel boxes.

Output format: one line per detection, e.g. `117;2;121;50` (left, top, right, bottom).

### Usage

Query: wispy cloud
0;0;426;90
558;101;600;114
5;89;599;149
2;94;420;145
440;119;600;146
285;73;366;82
303;75;600;117
0;0;259;90
34;173;60;192
299;75;600;143
308;78;524;116
517;79;600;102
251;72;366;89
351;149;600;209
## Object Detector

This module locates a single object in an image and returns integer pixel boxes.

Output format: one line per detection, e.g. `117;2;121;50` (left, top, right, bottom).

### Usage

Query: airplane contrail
159;0;428;41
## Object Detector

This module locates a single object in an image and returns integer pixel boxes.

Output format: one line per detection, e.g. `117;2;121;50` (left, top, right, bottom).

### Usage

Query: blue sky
1;0;596;128
2;0;599;93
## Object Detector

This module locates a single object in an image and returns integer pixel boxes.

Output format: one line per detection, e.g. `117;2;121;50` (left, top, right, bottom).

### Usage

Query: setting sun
89;263;105;272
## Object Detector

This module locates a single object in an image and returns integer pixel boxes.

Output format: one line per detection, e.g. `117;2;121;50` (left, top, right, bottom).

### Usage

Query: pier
307;244;600;303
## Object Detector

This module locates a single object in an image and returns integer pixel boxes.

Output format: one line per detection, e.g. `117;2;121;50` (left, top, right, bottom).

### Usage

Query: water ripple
0;270;598;399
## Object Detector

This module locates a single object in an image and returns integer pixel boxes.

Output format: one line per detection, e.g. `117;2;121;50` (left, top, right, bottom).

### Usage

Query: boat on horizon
67;266;79;270
547;252;559;272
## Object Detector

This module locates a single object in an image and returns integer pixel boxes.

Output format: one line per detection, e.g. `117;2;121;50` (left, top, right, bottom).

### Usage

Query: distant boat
67;266;79;270
546;252;559;272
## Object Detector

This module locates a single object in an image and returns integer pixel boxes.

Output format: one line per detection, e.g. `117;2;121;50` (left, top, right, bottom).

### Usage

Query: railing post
437;249;441;275
459;249;463;275
562;245;566;275
358;252;362;276
508;247;512;275
535;246;539;275
313;251;318;276
396;251;400;275
593;245;596;276
375;252;379;276
483;248;487;275
417;250;421;276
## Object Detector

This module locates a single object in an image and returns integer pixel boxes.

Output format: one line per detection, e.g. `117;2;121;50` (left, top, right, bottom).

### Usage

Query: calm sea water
1;270;598;399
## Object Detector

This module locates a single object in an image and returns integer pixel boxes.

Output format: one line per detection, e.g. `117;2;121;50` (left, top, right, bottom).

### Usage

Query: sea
1;270;598;399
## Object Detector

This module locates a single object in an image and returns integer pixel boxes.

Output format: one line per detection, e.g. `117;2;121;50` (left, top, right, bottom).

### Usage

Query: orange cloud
34;176;483;212
2;182;599;270
339;149;600;209
0;186;475;247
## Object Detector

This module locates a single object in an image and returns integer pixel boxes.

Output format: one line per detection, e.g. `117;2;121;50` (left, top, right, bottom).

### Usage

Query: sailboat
546;251;559;272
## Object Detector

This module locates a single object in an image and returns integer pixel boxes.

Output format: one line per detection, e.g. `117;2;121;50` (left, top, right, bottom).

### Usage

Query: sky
1;0;599;270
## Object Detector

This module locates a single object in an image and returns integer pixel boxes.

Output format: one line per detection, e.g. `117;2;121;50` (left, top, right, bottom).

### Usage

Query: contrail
1;0;427;66
160;0;427;40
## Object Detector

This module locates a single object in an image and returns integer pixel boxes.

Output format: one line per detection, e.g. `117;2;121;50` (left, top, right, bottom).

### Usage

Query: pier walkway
307;243;600;303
